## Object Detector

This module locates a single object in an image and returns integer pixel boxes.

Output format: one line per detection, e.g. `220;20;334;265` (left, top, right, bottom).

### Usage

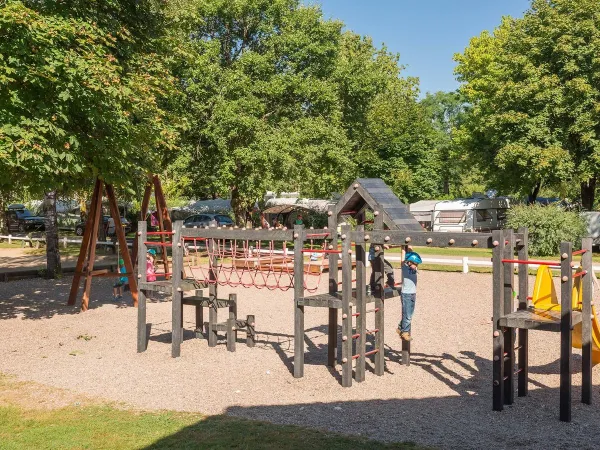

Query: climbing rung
364;349;379;357
366;329;379;334
503;368;524;381
352;333;360;339
352;354;360;360
352;307;380;317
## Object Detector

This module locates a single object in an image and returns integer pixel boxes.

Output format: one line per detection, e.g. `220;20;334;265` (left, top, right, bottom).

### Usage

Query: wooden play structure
68;178;138;311
492;230;594;422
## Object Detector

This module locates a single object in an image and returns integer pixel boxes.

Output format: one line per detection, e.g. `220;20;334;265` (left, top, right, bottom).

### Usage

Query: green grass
0;377;419;450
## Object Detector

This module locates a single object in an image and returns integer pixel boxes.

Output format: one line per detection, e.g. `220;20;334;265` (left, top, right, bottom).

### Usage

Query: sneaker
400;331;412;342
117;295;123;300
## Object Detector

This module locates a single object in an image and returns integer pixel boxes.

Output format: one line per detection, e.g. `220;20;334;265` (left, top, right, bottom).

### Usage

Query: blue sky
307;0;531;96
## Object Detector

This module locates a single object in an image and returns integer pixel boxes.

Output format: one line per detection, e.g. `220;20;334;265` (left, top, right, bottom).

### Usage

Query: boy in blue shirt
397;251;422;341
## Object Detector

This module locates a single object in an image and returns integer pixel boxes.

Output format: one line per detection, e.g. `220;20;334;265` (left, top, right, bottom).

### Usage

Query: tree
0;1;181;276
454;0;600;208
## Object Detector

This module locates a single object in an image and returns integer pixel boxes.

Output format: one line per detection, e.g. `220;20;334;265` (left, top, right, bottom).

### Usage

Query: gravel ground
1;271;600;449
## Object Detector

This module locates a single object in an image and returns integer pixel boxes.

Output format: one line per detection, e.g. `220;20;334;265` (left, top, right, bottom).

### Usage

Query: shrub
506;204;587;256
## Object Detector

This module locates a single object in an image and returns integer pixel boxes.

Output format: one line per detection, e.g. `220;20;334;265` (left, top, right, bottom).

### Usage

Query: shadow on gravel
0;275;137;320
144;384;600;449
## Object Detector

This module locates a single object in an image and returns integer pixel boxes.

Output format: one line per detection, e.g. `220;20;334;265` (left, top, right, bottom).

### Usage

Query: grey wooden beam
293;225;305;378
137;221;148;353
560;241;572;422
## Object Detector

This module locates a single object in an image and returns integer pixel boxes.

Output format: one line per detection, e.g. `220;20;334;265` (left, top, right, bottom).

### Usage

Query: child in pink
146;249;157;282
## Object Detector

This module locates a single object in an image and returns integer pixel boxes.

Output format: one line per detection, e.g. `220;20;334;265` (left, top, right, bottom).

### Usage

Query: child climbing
112;258;128;300
396;251;422;341
146;248;157;282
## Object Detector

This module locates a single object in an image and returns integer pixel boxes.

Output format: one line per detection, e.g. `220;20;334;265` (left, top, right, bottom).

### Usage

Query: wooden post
208;237;218;347
81;180;104;312
503;229;515;405
341;225;352;387
517;227;529;397
492;230;505;411
153;175;171;278
227;318;235;352
68;178;101;306
402;340;411;366
171;220;183;357
246;314;255;347
327;207;338;367
105;184;138;306
137;221;148;353
581;237;593;405
194;289;204;339
354;225;367;383
229;293;238;346
293;224;305;378
374;207;385;376
560;241;573;422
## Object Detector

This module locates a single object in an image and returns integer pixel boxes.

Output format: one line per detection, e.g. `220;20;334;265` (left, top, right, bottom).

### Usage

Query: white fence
0;234;132;249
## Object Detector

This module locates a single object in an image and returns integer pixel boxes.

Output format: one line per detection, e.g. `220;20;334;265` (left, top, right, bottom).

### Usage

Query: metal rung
365;349;379;357
352;307;380;317
351;333;360;339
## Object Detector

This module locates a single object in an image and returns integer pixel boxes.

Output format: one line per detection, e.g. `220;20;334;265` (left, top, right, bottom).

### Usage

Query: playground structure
131;178;596;421
68;178;138;311
492;230;594;422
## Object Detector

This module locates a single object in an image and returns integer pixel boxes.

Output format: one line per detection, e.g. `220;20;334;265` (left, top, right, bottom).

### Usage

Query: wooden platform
139;279;206;293
296;287;400;308
498;308;582;332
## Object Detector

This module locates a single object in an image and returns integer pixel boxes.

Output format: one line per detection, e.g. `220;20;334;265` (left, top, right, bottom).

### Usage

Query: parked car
183;213;234;228
75;215;131;236
5;204;45;233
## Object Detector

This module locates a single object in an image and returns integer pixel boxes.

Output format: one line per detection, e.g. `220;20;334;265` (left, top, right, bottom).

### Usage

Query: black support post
503;229;515;405
492;230;505;411
560;241;573;422
581;237;593;405
517;227;529;397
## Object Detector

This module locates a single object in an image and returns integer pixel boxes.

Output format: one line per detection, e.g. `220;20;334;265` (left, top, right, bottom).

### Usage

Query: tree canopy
455;0;600;208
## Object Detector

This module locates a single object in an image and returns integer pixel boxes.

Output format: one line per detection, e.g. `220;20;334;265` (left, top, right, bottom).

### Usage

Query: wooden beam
341;225;352;387
327;207;338;367
581;237;593;405
137;221;148;353
560;241;573;422
293;225;305;378
492;230;505;411
503;229;515;405
105;184;138;306
153;176;170;279
132;178;153;264
81;180;104;311
68;178;101;306
517;228;529;398
171;220;183;357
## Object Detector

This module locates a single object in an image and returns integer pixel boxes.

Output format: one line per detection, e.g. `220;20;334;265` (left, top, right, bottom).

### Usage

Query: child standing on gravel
396;251;422;341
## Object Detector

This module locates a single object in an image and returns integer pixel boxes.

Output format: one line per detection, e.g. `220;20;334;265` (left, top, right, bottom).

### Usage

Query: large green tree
455;0;600;208
0;1;181;276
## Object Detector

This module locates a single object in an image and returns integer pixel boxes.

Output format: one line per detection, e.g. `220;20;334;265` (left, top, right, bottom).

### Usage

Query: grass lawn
0;376;419;450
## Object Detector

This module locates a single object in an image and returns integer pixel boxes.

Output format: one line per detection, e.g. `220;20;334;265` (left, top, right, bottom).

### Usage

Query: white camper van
432;197;510;233
582;211;600;245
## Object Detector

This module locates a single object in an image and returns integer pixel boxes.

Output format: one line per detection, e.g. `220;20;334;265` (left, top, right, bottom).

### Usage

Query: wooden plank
498;309;581;331
358;231;525;249
341;225;352;387
183;296;235;308
492;230;505;411
208;238;218;347
293;225;305;378
68;178;101;306
374;209;385;376
327;208;338;367
517;228;529;397
171;221;183;357
81;180;104;312
560;241;572;422
137;221;148;353
181;227;294;242
106;184;138;307
582;237;593;405
503;230;515;405
355;225;366;383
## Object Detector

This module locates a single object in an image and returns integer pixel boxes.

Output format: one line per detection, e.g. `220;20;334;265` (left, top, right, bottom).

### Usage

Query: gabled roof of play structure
334;178;424;232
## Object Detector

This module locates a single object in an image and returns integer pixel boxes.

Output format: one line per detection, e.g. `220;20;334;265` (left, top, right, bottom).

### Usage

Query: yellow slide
531;265;600;364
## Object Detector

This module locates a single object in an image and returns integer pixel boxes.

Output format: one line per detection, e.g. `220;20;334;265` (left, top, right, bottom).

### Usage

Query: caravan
432;197;510;233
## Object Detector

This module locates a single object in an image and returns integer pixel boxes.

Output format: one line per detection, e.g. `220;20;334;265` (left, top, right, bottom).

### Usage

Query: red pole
501;258;560;267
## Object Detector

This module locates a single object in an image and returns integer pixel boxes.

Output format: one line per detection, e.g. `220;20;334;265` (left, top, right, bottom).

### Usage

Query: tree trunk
44;191;61;278
230;185;252;227
581;176;597;211
527;181;541;205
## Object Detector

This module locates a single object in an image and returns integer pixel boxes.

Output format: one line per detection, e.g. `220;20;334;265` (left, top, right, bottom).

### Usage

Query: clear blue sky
306;0;531;96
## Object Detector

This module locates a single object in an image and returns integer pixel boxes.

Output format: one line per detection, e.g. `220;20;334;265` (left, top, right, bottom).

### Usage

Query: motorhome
432;197;511;233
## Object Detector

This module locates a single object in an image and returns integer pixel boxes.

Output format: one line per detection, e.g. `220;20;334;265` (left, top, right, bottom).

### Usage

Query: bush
506;204;587;256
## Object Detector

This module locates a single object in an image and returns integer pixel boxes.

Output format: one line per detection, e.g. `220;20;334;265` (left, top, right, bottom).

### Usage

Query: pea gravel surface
1;270;600;449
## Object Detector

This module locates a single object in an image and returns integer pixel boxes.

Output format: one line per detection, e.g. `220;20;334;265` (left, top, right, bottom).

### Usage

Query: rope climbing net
181;234;338;292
